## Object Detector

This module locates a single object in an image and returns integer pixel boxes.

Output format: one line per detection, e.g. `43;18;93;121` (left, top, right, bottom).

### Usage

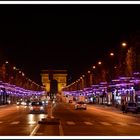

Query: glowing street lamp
110;52;114;56
13;66;16;70
122;42;127;47
5;61;8;64
93;66;96;69
98;61;102;65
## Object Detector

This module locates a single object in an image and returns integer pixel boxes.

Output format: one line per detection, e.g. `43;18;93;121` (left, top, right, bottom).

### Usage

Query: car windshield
128;103;136;107
31;102;43;106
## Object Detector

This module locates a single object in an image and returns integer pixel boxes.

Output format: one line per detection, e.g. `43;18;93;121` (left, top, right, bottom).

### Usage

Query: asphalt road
44;102;140;136
1;103;140;136
0;105;47;136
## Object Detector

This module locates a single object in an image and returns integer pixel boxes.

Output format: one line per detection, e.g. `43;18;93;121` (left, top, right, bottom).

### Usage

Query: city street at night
1;101;140;136
0;2;140;137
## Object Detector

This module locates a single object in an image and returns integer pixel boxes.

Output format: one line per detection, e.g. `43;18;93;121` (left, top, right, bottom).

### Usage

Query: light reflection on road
16;106;20;109
28;114;47;125
28;114;36;124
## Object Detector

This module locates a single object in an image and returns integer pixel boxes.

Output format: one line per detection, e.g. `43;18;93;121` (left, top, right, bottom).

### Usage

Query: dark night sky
0;4;140;85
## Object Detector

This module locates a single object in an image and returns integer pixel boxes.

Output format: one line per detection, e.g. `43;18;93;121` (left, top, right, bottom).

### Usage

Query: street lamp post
86;70;92;87
97;61;103;83
92;65;98;85
118;42;128;76
108;52;115;81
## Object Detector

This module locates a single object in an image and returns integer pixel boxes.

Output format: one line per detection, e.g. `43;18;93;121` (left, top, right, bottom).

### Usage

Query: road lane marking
66;121;75;125
84;121;93;125
10;121;20;124
100;122;112;125
59;120;64;136
30;124;40;136
130;123;140;126
28;121;37;125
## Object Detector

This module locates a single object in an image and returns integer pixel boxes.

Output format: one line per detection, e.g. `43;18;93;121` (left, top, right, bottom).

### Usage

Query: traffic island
38;117;60;125
38;100;60;125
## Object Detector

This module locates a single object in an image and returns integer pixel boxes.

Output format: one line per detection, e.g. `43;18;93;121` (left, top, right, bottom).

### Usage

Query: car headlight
21;102;25;105
40;106;44;110
30;107;33;110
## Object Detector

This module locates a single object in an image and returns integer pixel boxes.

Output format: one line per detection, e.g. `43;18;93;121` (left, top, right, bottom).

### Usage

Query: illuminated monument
41;70;67;94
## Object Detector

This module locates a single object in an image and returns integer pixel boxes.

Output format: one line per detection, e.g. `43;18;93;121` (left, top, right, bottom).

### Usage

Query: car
26;101;31;106
21;101;27;106
16;101;25;106
125;102;138;113
17;100;28;106
29;101;45;113
75;101;87;110
16;101;22;106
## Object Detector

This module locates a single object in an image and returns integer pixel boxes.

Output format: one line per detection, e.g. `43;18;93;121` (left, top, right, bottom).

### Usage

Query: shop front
0;88;8;105
135;91;140;109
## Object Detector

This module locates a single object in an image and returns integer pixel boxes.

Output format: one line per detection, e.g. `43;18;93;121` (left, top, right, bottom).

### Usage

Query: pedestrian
121;102;126;113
